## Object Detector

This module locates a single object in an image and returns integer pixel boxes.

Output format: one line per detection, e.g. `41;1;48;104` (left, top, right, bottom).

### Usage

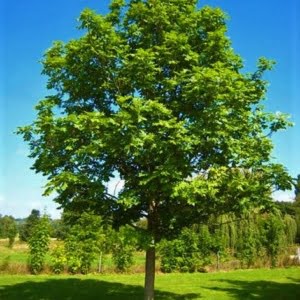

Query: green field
0;267;300;300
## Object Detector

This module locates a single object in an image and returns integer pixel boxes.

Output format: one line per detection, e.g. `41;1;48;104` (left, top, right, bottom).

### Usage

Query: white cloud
272;190;295;202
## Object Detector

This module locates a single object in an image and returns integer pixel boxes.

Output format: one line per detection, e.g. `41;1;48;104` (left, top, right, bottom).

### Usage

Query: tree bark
98;251;103;273
144;246;156;300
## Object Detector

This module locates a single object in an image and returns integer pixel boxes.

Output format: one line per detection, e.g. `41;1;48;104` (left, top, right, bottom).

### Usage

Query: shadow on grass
0;278;200;300
202;277;300;300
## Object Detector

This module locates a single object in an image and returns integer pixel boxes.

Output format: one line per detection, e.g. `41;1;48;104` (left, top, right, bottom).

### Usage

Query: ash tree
18;0;292;299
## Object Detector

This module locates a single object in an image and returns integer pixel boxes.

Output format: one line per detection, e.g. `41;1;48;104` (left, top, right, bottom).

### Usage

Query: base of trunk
144;246;155;300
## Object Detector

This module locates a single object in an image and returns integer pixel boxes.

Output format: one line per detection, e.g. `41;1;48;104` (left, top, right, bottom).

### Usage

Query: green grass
0;267;299;299
0;241;28;264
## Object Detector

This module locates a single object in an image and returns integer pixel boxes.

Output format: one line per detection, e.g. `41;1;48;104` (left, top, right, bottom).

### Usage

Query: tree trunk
144;246;156;300
98;251;103;273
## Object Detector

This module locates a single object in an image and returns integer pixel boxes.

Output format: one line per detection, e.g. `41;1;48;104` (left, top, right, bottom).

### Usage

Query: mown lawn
0;267;299;299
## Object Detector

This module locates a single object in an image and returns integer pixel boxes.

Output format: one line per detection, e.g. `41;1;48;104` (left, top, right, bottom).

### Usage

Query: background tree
49;218;69;240
65;211;106;274
0;215;18;247
293;175;300;242
111;226;137;272
19;209;40;242
261;213;285;267
18;0;293;298
159;226;212;273
282;214;297;246
275;201;296;216
236;214;262;268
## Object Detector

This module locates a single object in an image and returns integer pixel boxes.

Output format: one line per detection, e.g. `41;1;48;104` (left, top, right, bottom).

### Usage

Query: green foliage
17;0;294;295
0;215;18;248
159;210;296;272
275;201;296;216
50;219;69;240
275;198;300;243
19;210;40;242
261;213;285;268
111;226;136;272
236;216;261;268
283;214;297;245
50;245;66;274
28;215;51;274
159;239;185;273
215;214;237;251
295;175;300;198
293;175;300;242
65;212;106;274
17;0;293;241
159;226;213;273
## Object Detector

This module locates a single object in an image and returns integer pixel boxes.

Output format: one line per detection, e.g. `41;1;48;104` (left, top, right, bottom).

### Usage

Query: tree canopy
18;0;293;298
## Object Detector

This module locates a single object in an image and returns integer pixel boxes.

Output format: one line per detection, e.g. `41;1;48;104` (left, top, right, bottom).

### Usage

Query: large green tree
18;1;292;298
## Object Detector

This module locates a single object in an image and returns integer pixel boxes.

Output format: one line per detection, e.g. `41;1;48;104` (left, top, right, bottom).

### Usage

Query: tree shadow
202;277;300;300
0;278;200;300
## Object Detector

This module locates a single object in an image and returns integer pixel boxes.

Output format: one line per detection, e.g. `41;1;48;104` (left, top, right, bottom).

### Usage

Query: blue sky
1;0;299;219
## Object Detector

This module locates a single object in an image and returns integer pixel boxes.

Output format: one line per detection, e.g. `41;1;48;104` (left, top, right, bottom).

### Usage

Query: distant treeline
1;198;300;274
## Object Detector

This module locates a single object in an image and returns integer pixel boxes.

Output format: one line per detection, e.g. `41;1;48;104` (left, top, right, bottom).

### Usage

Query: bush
50;245;66;274
159;226;213;273
112;244;134;272
261;213;285;267
28;215;50;274
236;217;261;268
111;226;136;272
65;212;106;274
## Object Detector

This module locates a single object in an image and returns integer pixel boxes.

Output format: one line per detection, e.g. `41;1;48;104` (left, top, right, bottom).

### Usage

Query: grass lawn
0;267;299;299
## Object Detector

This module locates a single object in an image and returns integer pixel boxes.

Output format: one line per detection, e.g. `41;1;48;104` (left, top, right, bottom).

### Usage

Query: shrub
236;217;261;268
65;212;106;274
28;215;51;274
111;226;136;272
261;213;285;267
159;226;213;273
112;244;134;272
50;245;66;274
